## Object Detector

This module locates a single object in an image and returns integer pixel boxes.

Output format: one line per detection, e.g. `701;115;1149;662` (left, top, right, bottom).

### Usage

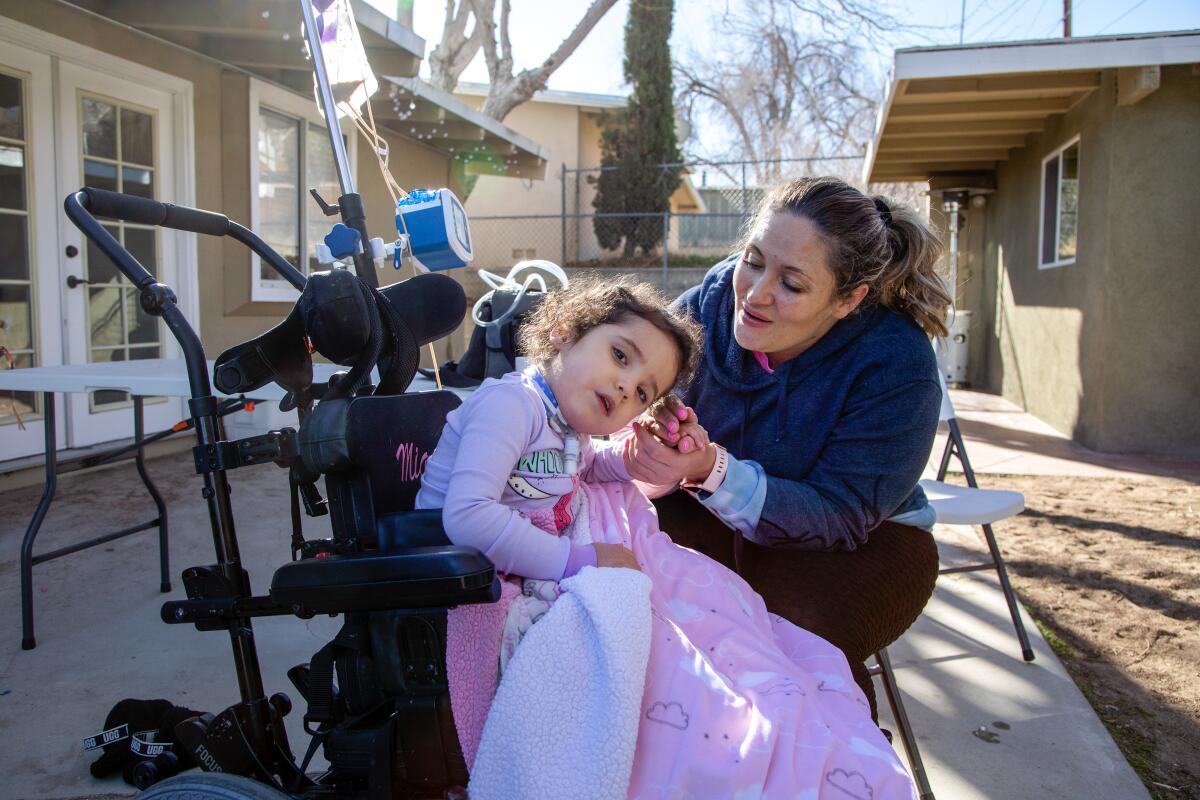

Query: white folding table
0;358;450;649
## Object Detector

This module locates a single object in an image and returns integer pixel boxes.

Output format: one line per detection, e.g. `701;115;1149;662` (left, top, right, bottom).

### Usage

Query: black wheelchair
65;187;501;799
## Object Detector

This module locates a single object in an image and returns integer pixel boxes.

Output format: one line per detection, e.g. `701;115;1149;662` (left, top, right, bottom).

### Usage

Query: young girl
416;278;917;799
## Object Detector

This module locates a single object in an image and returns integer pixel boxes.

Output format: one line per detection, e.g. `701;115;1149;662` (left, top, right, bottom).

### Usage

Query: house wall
458;99;581;270
1;0;457;365
962;65;1200;455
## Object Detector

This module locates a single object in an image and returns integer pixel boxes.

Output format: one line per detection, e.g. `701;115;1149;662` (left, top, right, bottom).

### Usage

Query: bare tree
427;1;482;92
427;0;619;122
675;0;895;186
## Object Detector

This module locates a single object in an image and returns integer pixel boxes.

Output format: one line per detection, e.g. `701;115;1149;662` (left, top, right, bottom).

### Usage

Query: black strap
305;621;368;726
372;286;420;395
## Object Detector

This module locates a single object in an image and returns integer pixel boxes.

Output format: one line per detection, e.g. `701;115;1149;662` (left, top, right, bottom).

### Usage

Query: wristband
684;444;728;495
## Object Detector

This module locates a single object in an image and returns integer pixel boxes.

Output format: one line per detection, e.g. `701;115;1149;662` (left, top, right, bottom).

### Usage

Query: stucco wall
965;65;1200;456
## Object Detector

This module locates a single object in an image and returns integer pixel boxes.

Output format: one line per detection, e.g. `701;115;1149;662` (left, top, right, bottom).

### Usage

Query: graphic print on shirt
505;446;573;503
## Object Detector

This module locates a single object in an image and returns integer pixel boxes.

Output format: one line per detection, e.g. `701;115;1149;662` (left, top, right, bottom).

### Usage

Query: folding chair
919;366;1035;663
871;363;1037;799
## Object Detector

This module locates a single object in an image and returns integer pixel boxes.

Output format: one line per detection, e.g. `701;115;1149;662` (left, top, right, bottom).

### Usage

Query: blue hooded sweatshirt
674;257;941;551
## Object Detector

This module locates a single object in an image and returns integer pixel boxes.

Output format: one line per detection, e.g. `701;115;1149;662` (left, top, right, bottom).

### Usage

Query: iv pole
299;0;379;290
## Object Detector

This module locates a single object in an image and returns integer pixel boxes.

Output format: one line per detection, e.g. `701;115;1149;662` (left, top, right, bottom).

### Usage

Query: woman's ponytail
873;197;951;338
743;178;952;338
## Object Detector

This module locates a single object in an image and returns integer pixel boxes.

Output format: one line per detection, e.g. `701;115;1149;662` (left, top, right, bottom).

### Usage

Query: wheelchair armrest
376;508;453;550
270;544;499;614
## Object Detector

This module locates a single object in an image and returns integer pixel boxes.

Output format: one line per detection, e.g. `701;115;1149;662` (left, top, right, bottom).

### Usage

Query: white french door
56;62;184;447
0;40;63;461
0;18;198;461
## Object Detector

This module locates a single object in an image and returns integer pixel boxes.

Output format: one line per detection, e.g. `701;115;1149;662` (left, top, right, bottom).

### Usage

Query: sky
374;0;1200;97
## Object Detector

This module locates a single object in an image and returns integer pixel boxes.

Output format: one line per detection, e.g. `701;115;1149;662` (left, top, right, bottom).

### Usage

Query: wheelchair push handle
80;186;231;237
67;188;306;291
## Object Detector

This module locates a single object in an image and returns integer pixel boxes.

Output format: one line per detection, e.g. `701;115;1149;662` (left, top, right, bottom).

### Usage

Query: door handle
66;274;91;289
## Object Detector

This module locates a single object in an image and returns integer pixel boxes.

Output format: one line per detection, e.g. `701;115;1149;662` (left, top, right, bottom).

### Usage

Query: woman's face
733;212;867;366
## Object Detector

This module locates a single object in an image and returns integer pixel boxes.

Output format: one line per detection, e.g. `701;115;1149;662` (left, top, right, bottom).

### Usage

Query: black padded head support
213;270;466;396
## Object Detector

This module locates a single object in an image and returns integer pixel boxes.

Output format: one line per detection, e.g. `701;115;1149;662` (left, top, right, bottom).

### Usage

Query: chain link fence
465;155;866;290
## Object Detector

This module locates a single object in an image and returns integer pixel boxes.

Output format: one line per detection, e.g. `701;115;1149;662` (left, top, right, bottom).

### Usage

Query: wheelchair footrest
271;547;498;614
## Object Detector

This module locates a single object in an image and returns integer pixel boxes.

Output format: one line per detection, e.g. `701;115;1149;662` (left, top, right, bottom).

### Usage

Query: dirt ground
968;474;1200;800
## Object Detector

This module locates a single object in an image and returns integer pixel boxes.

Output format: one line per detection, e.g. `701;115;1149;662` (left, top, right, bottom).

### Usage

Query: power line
1096;0;1152;34
966;0;1032;41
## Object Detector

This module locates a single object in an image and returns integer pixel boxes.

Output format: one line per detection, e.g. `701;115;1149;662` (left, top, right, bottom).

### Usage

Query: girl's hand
642;396;703;451
592;543;640;571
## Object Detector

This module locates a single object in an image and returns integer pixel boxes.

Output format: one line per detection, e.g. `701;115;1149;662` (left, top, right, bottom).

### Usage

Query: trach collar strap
528;368;579;476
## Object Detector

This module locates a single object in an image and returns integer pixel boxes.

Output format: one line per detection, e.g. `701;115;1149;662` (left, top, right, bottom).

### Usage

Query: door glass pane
306;123;339;273
85;225;123;285
129;290;158;345
88;287;125;348
122;165;154;199
0;212;28;280
84;158;118;192
0;73;22;140
128;344;161;360
1;352;36;421
258;108;301;277
120;107;153;165
125;226;157;276
0;144;25;209
0;283;31;350
1058;143;1079;261
81;97;117;159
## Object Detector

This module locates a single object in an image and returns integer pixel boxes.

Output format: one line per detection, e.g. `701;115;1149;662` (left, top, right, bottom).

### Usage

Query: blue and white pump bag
395;188;473;272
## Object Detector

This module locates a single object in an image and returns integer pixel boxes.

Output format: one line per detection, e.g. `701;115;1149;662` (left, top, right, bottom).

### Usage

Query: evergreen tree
592;0;682;259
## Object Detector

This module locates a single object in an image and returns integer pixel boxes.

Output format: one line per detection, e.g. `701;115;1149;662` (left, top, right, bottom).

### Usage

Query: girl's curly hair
518;276;703;396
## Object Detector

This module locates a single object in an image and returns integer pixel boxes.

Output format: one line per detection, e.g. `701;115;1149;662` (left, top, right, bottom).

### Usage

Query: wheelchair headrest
212;269;466;398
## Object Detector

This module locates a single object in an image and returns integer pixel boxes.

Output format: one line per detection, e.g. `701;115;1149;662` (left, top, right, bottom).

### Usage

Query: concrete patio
0;389;1165;798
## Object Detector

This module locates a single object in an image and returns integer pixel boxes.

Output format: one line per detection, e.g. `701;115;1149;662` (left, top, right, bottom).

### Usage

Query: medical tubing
80;187;231;236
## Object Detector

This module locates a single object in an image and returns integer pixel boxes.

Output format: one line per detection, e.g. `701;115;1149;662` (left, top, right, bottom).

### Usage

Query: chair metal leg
873;648;935;800
938;418;1035;661
980;523;1035;661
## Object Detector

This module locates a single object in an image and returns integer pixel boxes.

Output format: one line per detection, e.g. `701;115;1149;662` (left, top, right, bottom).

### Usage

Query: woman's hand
623;419;718;488
592;543;641;571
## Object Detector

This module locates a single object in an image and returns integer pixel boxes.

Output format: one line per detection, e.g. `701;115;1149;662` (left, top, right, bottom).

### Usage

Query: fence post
560;162;568;267
661;210;669;292
741;161;749;218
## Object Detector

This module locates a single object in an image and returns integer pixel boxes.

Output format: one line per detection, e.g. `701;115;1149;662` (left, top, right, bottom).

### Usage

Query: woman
625;176;952;718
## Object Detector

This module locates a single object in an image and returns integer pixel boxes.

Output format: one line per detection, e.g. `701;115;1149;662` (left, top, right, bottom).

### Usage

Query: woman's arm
634;379;941;549
746;378;941;550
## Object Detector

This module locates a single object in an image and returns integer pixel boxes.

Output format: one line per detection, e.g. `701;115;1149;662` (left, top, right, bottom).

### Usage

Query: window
1040;137;1079;269
0;68;36;424
249;80;355;301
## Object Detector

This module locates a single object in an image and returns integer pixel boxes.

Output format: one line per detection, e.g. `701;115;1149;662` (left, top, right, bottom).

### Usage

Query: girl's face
545;315;680;436
733;212;867;367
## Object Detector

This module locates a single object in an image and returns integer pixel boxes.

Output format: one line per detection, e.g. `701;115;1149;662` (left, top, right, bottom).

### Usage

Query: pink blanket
450;480;917;798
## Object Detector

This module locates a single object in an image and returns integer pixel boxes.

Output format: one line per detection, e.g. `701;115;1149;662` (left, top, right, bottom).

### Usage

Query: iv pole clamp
300;0;377;290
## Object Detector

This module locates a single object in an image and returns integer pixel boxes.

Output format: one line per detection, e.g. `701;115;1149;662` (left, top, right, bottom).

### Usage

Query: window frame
1038;134;1081;270
248;78;356;302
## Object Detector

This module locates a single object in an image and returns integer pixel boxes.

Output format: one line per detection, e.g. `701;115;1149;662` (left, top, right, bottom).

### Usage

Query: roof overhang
65;0;425;89
63;1;548;179
865;30;1200;184
378;77;549;180
455;81;627;113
